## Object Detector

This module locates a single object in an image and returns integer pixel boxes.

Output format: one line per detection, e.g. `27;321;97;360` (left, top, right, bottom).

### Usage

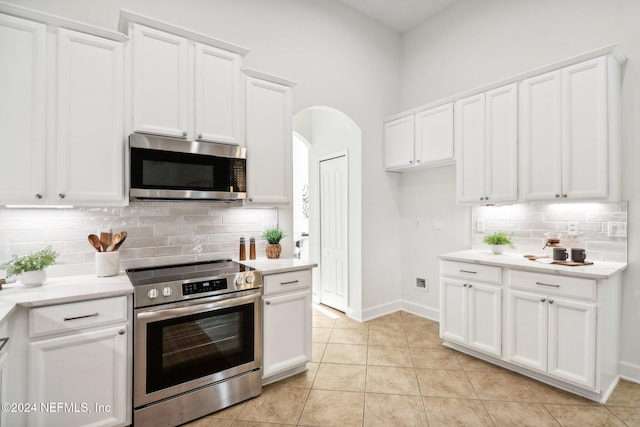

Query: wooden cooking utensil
113;231;127;251
100;231;112;252
88;234;102;252
107;233;122;252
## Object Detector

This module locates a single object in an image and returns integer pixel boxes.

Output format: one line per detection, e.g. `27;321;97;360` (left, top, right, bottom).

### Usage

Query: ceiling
337;0;458;33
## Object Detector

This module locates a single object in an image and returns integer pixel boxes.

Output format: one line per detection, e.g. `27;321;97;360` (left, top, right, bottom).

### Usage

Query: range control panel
182;278;228;296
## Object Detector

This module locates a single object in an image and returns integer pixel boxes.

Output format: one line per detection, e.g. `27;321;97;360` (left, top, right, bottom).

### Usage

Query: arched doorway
292;107;362;318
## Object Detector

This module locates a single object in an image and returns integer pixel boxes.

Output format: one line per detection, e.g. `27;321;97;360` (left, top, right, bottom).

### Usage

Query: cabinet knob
555;194;560;198
409;160;413;164
197;134;203;139
549;299;554;304
562;194;568;198
463;283;468;287
118;329;125;335
541;298;546;302
182;131;187;137
416;159;421;163
485;196;489;200
35;193;43;199
265;301;271;305
248;198;253;202
480;197;485;201
468;284;473;288
58;193;66;199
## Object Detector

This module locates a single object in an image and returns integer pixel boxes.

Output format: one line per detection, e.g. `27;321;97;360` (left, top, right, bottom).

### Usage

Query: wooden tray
523;255;592;266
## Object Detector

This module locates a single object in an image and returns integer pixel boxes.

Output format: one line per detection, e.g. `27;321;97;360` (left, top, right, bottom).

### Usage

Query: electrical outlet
568;222;579;237
608;222;627;238
476;219;485;233
416;278;427;291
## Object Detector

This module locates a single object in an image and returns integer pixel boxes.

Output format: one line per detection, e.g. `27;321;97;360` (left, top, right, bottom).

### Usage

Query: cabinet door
194;43;243;144
132;24;188;138
439;278;467;344
468;282;502;356
506;290;547;372
485;83;518;203
547;297;596;388
384;115;414;169
0;14;46;203
455;94;486;203
56;29;124;203
520;70;563;200
29;325;128;427
245;76;292;204
415;103;453;165
562;57;608;199
263;289;312;378
0;351;7;427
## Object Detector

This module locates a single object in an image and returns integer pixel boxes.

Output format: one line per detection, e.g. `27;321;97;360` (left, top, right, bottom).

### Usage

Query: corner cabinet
244;70;295;205
127;19;246;145
455;83;518;204
383;103;454;171
520;55;622;201
262;269;312;384
0;9;126;206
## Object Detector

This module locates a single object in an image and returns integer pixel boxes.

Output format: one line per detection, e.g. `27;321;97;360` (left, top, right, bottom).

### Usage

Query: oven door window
145;302;255;394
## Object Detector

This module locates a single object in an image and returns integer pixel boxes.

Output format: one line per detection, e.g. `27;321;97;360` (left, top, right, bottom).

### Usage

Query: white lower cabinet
0;319;8;427
27;296;130;427
262;269;312;383
440;277;502;357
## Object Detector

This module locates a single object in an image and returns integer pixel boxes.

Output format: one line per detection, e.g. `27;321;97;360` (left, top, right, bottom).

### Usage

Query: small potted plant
0;246;58;287
262;228;286;259
483;232;514;255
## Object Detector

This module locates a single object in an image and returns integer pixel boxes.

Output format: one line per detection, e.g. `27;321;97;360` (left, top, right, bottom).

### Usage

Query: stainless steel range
127;259;263;427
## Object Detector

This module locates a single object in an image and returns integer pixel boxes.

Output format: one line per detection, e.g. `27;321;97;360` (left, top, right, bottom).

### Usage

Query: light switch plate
608;222;626;238
476;219;485;233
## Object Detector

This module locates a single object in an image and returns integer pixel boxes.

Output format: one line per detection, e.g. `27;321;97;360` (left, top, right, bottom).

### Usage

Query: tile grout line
403;318;433;427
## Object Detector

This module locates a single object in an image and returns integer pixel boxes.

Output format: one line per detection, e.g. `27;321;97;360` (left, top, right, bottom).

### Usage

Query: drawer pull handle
280;280;299;285
535;281;560;288
0;337;8;352
64;313;99;321
460;270;477;274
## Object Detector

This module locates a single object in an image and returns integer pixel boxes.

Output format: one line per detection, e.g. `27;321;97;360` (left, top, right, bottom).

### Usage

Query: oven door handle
136;291;260;322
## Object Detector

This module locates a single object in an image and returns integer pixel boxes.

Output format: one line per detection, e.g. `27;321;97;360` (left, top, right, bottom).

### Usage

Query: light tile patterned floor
184;306;640;426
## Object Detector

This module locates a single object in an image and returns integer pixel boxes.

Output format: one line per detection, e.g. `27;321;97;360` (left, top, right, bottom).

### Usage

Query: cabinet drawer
442;261;502;284
263;270;311;296
509;270;596;300
30;296;128;338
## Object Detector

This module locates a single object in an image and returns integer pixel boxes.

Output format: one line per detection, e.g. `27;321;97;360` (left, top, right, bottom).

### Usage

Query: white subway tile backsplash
0;203;279;277
472;202;627;262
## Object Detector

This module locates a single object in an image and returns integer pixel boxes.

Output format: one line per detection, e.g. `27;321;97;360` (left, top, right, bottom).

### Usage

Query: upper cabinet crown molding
0;1;127;41
242;68;298;88
118;9;249;56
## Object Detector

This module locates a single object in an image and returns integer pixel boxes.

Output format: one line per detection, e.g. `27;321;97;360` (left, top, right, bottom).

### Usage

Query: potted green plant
262;228;286;259
0;246;58;287
483;232;514;255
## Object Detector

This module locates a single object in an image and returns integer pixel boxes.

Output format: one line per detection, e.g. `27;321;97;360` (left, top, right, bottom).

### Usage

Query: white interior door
319;155;348;312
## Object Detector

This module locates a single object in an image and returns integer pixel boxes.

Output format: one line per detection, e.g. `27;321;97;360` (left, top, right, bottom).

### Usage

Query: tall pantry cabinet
0;6;127;206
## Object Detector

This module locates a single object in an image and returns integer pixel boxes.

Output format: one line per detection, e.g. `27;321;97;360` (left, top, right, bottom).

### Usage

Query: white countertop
239;258;318;275
0;273;133;323
440;250;627;280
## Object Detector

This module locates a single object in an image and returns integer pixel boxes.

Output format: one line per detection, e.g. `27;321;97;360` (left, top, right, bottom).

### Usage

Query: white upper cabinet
0;14;46;204
125;15;247;144
244;70;295;205
456;83;518;204
132;24;189;139
383;103;454;171
384;115;414;169
415;103;454;165
194;43;243;144
520;56;612;201
56;29;124;203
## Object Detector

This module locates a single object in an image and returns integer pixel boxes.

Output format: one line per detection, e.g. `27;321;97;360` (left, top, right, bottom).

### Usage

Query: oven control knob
147;288;159;299
235;277;244;287
162;287;172;297
246;276;254;284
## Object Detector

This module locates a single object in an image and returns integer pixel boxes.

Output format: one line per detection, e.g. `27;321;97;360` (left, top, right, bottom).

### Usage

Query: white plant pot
490;245;506;255
20;269;47;287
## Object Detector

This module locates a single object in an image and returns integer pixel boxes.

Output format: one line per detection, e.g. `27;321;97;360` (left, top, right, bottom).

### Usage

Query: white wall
7;0;403;317
399;0;640;378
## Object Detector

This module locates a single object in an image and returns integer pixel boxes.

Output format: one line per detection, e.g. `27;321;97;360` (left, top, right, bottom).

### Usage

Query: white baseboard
401;300;439;322
619;361;640;384
360;299;403;322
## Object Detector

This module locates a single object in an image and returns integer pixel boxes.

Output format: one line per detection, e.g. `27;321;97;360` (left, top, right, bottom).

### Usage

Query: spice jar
239;237;246;261
249;237;256;260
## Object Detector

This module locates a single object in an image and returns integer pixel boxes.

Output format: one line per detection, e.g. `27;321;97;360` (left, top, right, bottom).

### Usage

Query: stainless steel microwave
129;133;247;202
